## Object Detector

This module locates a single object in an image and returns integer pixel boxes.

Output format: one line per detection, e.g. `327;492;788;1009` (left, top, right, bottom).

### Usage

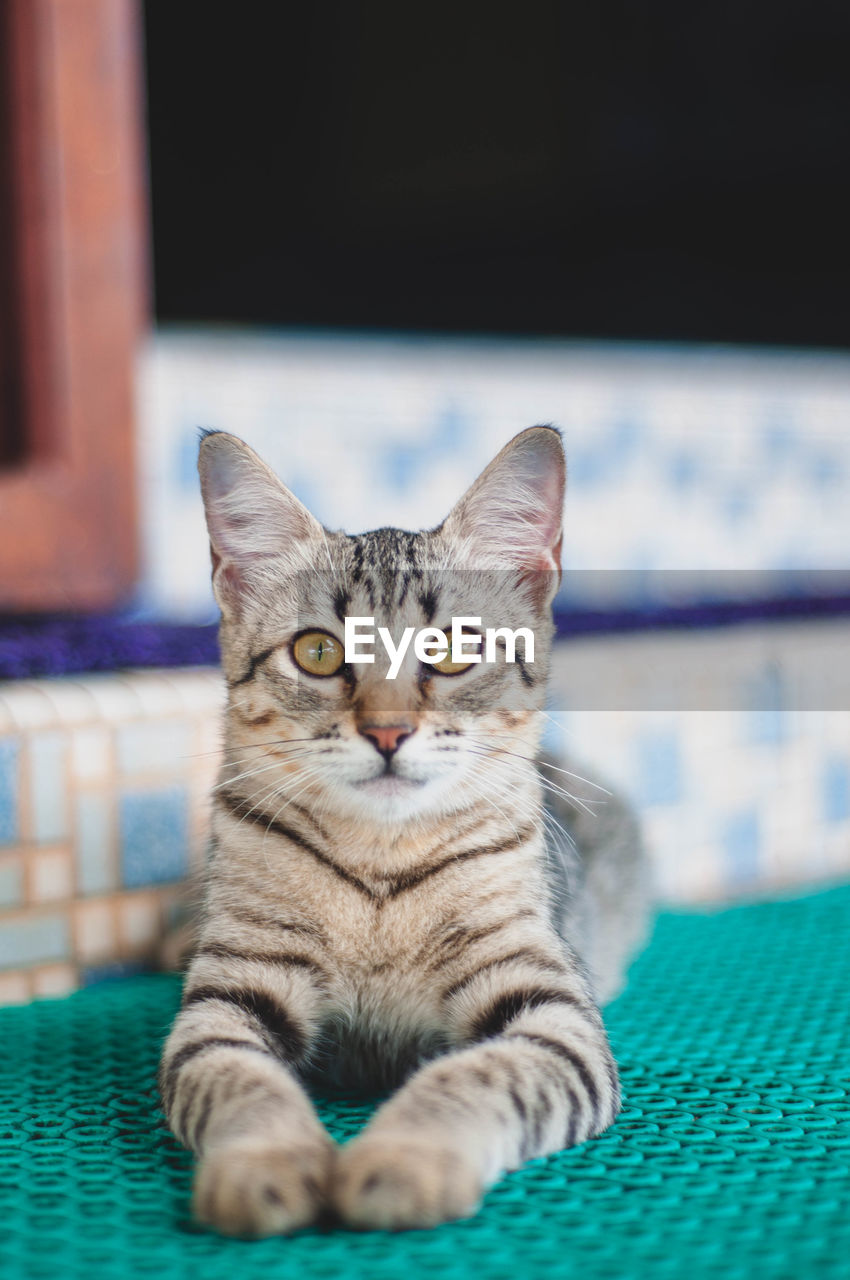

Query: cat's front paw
193;1136;334;1237
332;1133;483;1230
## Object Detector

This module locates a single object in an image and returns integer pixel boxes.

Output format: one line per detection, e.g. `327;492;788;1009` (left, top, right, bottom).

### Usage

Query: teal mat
2;884;849;1279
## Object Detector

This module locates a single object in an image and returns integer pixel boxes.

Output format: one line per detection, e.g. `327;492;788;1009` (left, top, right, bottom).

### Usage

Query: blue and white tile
28;733;68;844
0;912;70;970
119;786;190;888
70;727;112;783
137;335;850;620
74;899;117;963
116;720;192;776
722;810;763;886
823;755;850;825
0;857;23;909
0;738;20;845
74;792;117;895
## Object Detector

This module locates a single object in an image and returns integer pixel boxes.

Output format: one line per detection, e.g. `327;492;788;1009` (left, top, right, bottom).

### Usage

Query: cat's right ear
198;431;323;617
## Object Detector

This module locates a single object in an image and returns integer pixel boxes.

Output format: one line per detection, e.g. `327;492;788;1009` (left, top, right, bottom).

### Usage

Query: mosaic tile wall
547;618;850;902
135;334;850;620
2;621;848;1001
0;671;222;1005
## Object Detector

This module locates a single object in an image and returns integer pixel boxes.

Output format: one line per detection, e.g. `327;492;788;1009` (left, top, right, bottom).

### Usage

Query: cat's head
200;427;565;825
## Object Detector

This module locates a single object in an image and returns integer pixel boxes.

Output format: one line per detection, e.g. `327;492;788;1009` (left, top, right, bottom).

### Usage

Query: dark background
144;2;850;347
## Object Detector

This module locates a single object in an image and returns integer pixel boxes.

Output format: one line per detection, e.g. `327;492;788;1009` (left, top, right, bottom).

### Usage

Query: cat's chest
325;896;439;977
317;933;452;1091
320;896;461;1023
313;854;544;988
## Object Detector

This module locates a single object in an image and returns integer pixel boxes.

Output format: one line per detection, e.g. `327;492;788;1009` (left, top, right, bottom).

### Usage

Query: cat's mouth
354;770;427;795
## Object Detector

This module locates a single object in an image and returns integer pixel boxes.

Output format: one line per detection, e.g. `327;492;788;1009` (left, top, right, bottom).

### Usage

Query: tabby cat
159;426;649;1235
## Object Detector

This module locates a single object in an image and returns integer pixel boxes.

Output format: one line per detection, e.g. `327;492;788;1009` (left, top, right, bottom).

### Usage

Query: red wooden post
0;0;148;611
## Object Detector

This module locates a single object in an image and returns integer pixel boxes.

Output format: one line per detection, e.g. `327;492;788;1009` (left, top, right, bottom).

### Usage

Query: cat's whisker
539;804;579;858
475;785;578;916
214;747;340;777
465;736;612;794
258;765;335;872
471;765;540;829
463;747;601;817
538;705;583;743
181;736;322;761
532;768;606;813
216;765;326;835
539;809;580;890
535;776;604;818
222;779;289;829
463;766;525;844
214;762;319;797
537;762;612;794
263;770;328;833
498;766;602;824
222;767;329;862
226;748;334;807
215;750;327;793
468;739;604;802
462;765;579;911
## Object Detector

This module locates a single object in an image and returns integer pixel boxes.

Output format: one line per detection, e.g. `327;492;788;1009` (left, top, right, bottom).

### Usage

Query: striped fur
160;427;650;1234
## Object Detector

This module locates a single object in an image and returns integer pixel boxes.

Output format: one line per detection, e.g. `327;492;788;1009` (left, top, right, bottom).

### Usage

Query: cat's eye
431;628;480;676
432;651;475;675
291;631;345;677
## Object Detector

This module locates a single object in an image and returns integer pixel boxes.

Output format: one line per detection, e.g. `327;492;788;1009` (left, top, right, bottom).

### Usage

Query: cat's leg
332;967;618;1229
159;957;333;1236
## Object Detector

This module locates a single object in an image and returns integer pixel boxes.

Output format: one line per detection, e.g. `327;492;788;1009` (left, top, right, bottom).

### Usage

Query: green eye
292;631;344;676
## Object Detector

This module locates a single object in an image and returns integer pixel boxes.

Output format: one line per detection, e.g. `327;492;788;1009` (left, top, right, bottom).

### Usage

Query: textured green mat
2;885;849;1280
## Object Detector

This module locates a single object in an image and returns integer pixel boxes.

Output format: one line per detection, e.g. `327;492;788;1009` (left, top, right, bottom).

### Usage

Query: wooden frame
0;0;146;611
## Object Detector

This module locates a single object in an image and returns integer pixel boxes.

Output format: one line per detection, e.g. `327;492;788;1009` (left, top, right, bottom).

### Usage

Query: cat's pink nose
359;723;416;757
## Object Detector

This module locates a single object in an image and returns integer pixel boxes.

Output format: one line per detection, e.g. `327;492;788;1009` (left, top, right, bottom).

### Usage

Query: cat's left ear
441;426;565;598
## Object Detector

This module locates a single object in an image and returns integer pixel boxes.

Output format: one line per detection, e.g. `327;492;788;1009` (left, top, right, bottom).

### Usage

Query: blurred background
1;0;849;999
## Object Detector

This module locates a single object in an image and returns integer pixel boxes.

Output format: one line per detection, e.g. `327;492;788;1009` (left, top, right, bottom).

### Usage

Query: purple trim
0;616;219;680
1;594;849;680
554;593;850;638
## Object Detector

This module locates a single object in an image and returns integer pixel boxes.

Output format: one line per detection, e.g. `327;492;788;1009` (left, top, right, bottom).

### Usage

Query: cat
159;425;650;1235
